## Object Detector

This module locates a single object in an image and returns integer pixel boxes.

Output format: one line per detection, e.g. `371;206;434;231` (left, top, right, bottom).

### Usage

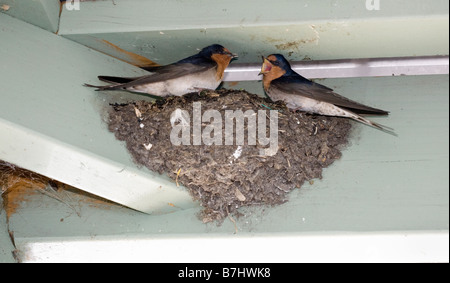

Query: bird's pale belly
130;69;220;97
267;90;349;117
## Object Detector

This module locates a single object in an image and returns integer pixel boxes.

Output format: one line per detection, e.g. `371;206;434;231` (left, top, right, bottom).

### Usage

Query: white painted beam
224;56;450;81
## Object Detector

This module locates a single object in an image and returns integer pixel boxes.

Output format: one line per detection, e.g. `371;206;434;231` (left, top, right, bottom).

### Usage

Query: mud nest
108;89;352;222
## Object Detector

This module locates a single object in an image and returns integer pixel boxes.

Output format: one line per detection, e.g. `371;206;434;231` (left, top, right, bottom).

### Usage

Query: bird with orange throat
85;44;237;97
260;54;395;134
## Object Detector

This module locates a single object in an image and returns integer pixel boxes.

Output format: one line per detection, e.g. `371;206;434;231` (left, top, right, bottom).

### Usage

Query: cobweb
0;160;48;195
0;160;81;216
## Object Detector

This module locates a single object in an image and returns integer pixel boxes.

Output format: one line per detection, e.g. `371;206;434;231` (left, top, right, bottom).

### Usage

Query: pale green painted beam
0;13;195;214
0;0;60;33
1;0;448;263
59;0;449;33
59;0;449;64
7;75;450;262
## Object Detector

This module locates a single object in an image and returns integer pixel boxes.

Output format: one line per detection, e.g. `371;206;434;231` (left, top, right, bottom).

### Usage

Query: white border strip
223;56;449;81
20;231;449;263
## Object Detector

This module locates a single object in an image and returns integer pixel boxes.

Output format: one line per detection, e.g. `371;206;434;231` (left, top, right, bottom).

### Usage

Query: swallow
85;44;237;97
259;54;395;134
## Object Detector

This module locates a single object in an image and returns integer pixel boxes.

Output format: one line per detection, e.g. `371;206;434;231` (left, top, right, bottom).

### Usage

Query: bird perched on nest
85;44;237;97
259;54;395;134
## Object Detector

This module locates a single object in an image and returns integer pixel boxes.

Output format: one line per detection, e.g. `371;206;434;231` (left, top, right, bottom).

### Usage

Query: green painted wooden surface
59;0;449;33
5;76;449;254
0;0;60;33
59;0;449;64
0;13;196;215
1;0;449;262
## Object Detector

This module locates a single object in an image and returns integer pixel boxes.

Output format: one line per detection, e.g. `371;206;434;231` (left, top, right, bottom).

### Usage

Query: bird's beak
224;48;238;59
258;57;272;76
229;52;238;59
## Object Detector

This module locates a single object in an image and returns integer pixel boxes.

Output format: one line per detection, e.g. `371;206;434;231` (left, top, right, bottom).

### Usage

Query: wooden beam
0;13;195;214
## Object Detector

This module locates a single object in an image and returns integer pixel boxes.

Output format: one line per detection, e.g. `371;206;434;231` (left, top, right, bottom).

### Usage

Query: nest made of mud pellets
108;89;352;222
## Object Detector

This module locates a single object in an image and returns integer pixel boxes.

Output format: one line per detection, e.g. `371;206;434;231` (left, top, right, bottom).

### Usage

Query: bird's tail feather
352;114;397;136
83;83;104;91
83;83;124;91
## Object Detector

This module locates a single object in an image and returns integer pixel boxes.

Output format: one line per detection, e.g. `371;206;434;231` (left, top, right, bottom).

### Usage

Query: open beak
258;57;272;76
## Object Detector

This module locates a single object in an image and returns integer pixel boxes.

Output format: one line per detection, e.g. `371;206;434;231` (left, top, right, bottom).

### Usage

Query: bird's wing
97;62;216;90
271;77;389;115
97;76;137;84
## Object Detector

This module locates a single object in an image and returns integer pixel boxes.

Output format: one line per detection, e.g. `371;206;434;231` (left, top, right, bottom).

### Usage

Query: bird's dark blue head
260;53;312;89
178;44;237;65
261;54;294;74
198;44;237;59
259;53;296;82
